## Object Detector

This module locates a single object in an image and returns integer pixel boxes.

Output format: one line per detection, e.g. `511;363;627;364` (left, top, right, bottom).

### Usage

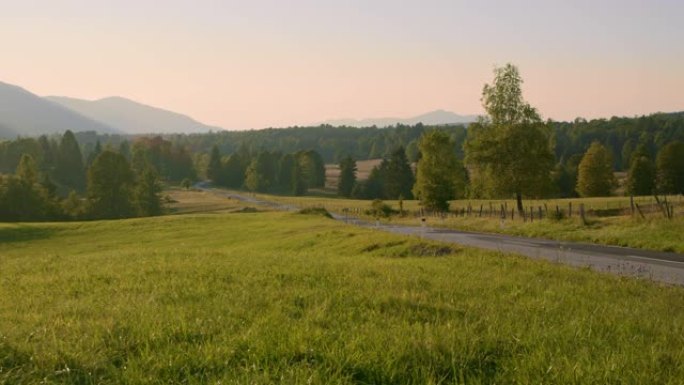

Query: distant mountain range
45;96;220;135
322;110;478;128
0;81;218;139
0;81;119;138
1;80;477;139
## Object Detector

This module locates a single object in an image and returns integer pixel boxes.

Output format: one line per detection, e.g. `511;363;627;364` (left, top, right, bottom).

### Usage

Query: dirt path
200;185;684;285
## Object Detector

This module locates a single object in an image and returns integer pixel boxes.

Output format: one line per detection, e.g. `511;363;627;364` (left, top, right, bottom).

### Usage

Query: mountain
46;96;219;135
0;81;119;139
322;109;478;128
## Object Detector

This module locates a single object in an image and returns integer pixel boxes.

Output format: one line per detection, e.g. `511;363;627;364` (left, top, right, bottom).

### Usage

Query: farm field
250;192;684;253
1;200;684;384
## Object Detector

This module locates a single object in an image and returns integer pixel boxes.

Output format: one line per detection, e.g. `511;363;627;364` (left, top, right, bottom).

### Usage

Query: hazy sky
2;0;683;129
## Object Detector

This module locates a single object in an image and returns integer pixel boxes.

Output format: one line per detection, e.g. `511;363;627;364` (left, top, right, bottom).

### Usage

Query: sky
1;0;683;129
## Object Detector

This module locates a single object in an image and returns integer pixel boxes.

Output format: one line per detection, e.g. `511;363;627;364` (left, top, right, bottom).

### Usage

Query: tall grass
1;212;683;384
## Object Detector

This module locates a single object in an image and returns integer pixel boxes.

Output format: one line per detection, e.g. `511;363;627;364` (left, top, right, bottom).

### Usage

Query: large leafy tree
576;142;615;197
464;64;555;213
337;156;357;198
656;141;684;194
134;166;163;217
87;151;135;219
412;130;463;211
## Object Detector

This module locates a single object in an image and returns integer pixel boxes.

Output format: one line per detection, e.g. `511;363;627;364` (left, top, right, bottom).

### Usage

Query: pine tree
337;156;357;198
576;142;615;197
656;141;684;194
626;155;656;196
383;146;414;199
55;130;85;191
206;145;223;185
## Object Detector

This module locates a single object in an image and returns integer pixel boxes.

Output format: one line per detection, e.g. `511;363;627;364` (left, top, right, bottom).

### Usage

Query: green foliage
576;142;615;197
180;178;192;190
297;150;326;188
87;150;135;219
382;146;415;199
656;141;684;194
206;145;223;184
626;155;656;196
367;199;398;218
55;130;86;191
337;156;357;198
413;130;464;211
134;166;163;217
464;64;555;211
1;212;683;383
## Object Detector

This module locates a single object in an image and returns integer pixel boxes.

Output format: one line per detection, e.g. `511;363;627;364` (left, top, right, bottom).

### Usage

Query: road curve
202;186;684;286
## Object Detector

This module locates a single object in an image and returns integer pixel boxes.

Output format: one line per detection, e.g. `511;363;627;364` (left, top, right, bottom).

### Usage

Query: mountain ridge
0;81;119;138
45;95;219;135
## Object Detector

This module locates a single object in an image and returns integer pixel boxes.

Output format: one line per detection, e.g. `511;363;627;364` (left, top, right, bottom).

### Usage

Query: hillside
46;95;219;135
0;82;118;138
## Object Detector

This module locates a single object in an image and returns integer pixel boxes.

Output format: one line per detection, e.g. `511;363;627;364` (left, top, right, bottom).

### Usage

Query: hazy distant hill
322;109;478;128
0;81;118;139
46;96;219;135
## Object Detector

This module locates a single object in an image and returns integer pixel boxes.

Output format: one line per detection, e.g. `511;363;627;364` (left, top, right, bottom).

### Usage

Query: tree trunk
516;192;523;214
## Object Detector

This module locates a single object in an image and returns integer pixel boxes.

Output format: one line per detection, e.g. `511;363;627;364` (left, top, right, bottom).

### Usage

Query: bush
366;199;398;218
298;207;332;218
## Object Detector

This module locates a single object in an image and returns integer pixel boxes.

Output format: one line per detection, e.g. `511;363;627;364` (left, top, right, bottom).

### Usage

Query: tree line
0;131;179;221
205;146;326;195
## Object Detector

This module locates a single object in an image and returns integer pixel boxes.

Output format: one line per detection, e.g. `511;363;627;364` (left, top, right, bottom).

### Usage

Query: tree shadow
0;225;59;244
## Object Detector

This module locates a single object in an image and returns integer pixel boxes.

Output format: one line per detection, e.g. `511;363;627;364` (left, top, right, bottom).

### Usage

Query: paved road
202;186;684;286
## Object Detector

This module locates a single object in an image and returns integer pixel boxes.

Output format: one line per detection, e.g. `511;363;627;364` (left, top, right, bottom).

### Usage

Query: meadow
1;194;684;384
253;193;684;253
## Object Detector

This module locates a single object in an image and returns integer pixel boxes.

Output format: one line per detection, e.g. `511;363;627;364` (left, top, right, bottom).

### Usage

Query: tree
382;146;414;199
576;142;615;197
206;145;223;185
337;156;357;197
412;130;464;211
55;130;86;191
134;166;163;216
656;141;684;194
87;151;135;219
626;155;656;196
298;150;326;189
464;64;555;213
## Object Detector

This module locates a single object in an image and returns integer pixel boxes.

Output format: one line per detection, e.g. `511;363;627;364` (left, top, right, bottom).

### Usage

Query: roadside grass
1;211;684;384
165;188;250;214
250;192;684;253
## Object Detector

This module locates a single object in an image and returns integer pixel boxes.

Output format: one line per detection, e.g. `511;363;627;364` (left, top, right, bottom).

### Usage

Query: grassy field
1;203;684;384
252;193;684;253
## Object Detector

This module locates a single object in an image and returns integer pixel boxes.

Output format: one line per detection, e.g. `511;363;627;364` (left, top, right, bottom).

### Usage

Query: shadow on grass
0;225;59;244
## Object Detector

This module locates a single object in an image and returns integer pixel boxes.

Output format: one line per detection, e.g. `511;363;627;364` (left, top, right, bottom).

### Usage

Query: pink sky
2;0;683;129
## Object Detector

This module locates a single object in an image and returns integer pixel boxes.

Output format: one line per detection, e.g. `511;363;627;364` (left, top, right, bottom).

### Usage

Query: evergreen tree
576;142;615;197
223;154;245;188
206;145;223;185
413;131;464;211
626;155;656;196
87;151;135;219
55;130;86;191
134;166;163;216
656;141;684;194
337;156;357;198
464;64;555;212
118;140;131;160
383;146;414;199
86;141;102;167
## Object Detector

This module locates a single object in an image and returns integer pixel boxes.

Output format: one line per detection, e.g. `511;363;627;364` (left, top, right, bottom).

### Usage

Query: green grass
1;211;684;384
252;192;684;253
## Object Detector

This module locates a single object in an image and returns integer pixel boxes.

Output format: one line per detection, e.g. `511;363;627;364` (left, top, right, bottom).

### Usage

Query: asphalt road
203;186;684;286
